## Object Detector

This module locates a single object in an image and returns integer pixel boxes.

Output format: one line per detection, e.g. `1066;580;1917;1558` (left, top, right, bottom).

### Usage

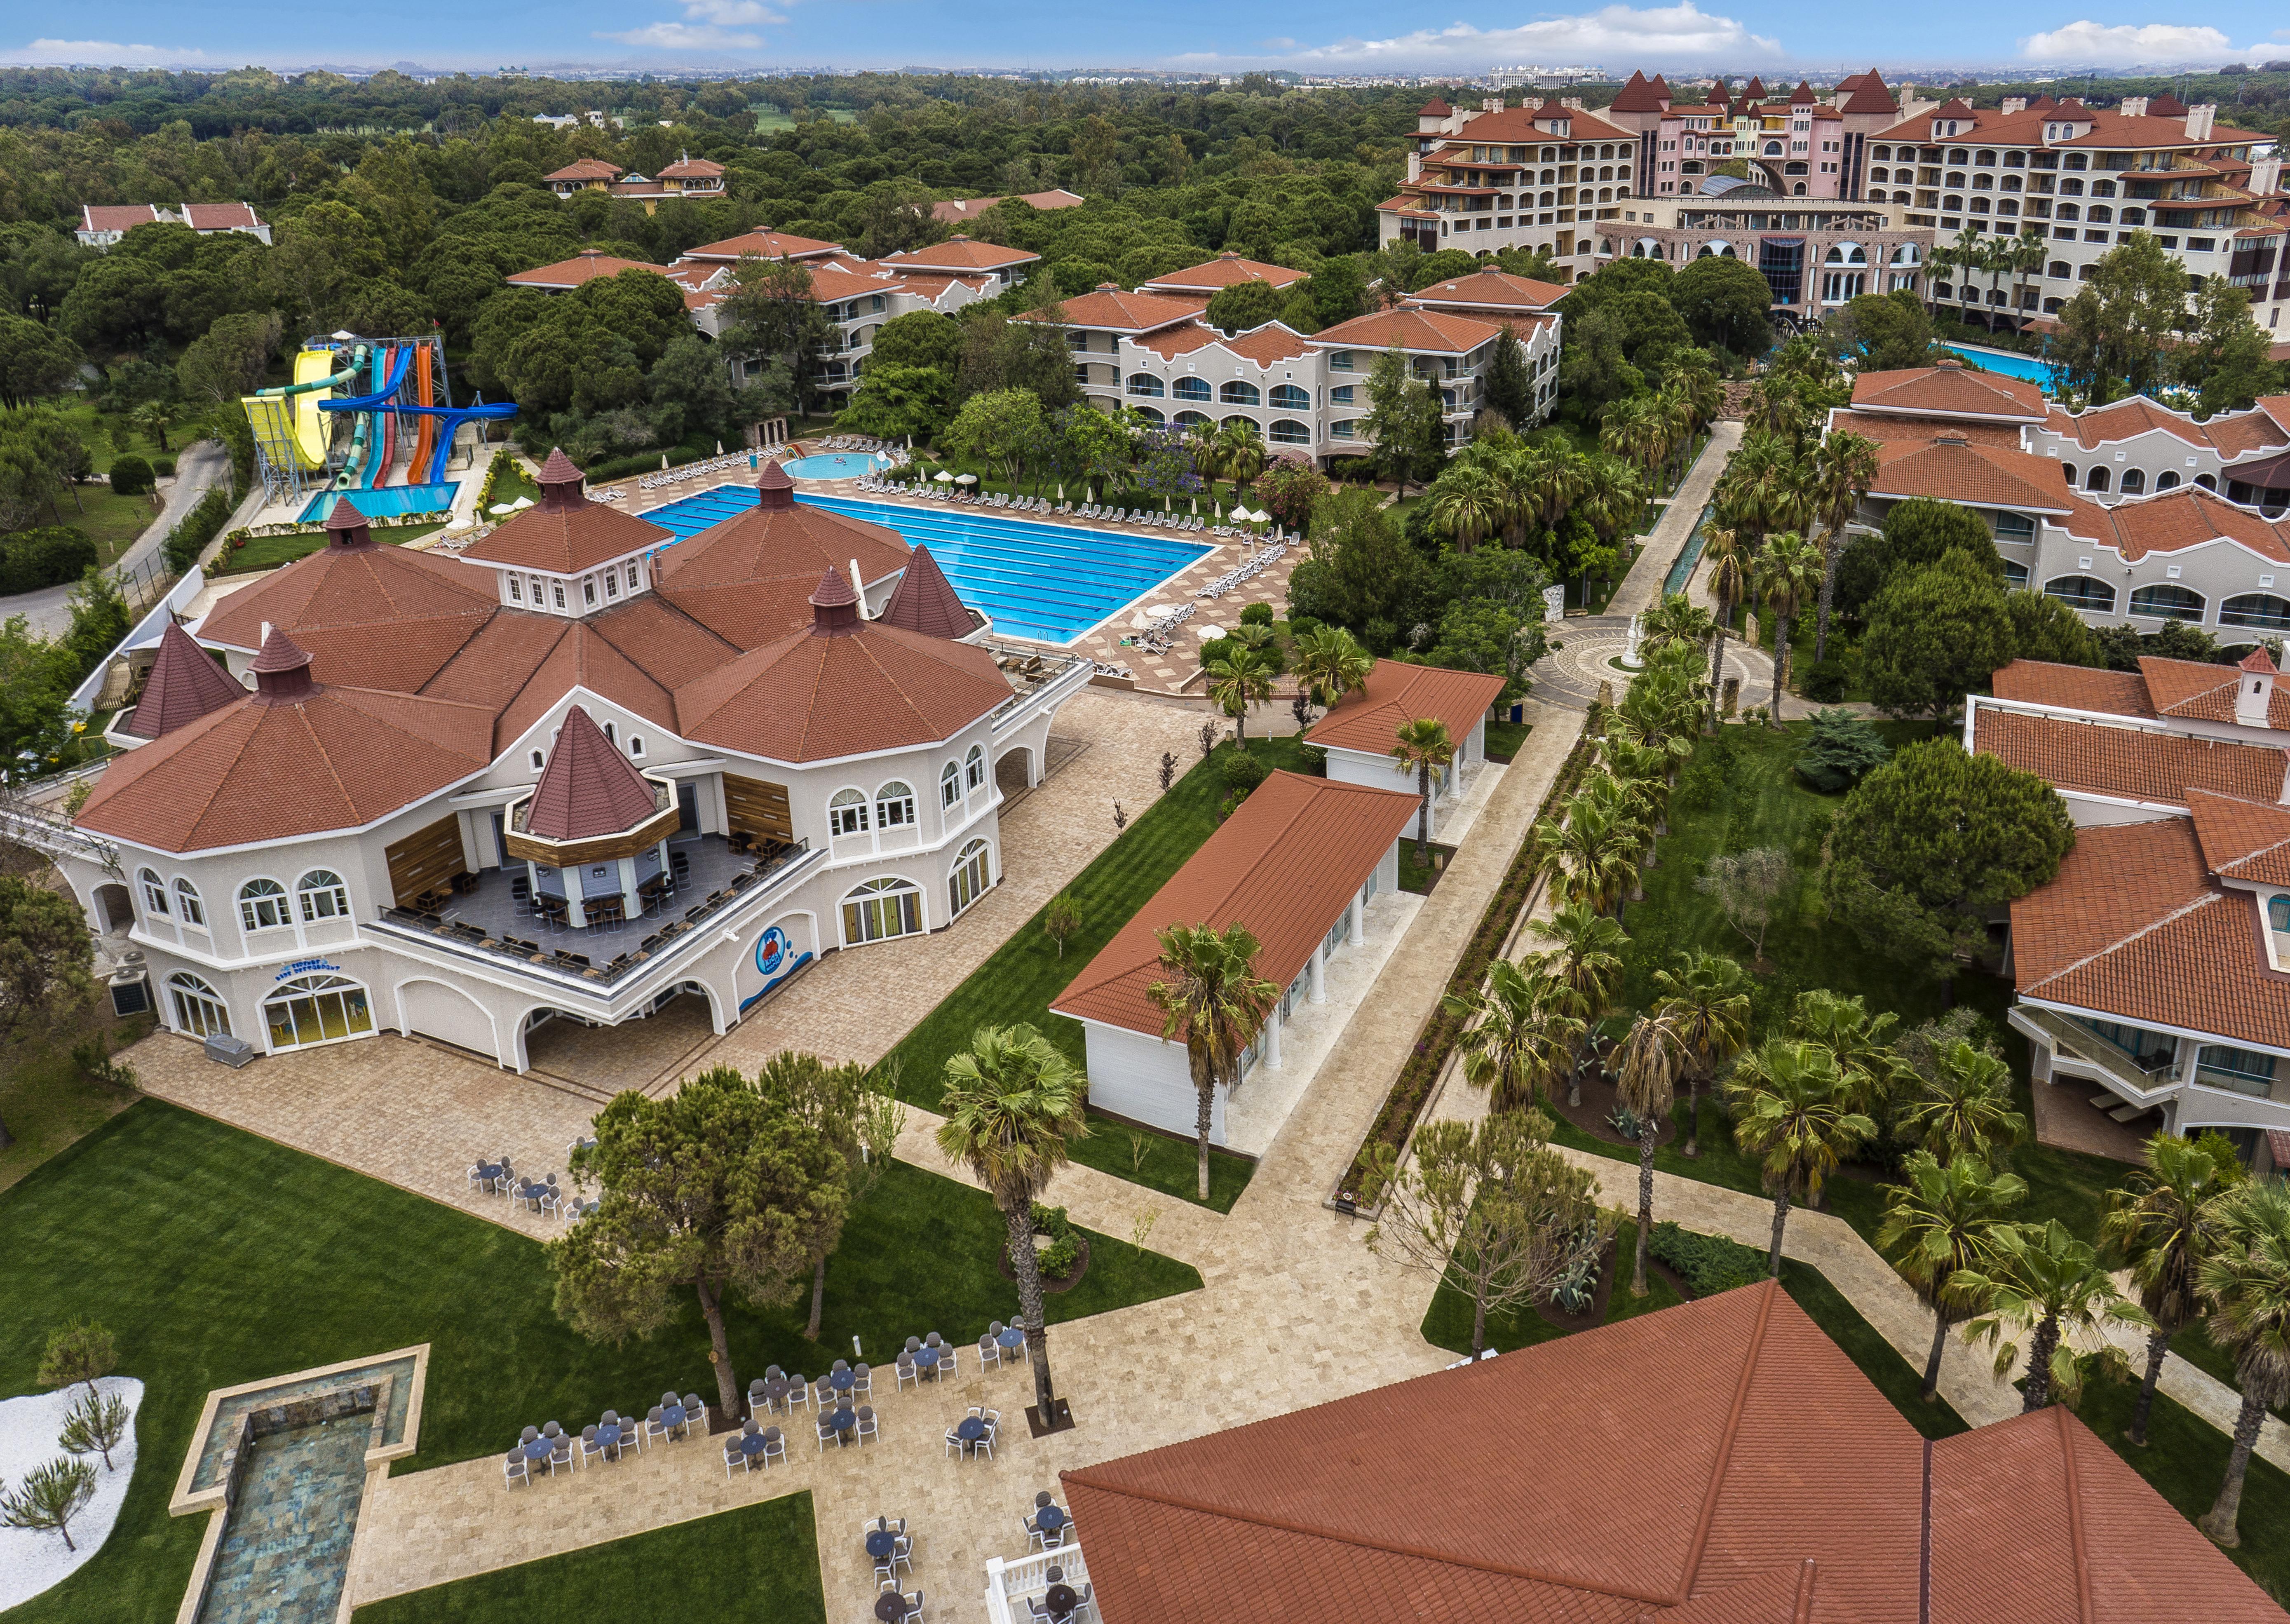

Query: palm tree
1600;395;1661;483
2004;224;2050;336
1962;1219;2150;1413
1743;377;1802;448
1390;717;1455;865
1787;989;1906;1124
1525;901;1627;1107
1291;624;1373;716
1147;923;1278;1201
2196;1180;2290;1547
1216;418;1266;505
1443;958;1583;1112
1614;1010;1685;1296
1638;591;1713;659
2102;1132;2245;1447
936;1023;1090;1418
1530;780;1641;919
1896;1041;2030;1165
1701;526;1746;730
1205;644;1274;745
1725;1039;1875;1276
1748;530;1822;723
1650;949;1752;1157
1809;430;1878;667
1877;1150;2027;1401
1671;361;1723;436
1427;463;1502;553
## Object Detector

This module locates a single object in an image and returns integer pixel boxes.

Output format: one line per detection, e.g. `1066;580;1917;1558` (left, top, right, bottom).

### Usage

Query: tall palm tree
1725;1039;1875;1276
1743;377;1802;448
1291;624;1373;716
1877;1150;2026;1402
1390;717;1455;865
1787;989;1905;1123
1216;418;1266;504
1671;360;1723;436
1650;949;1752;1157
1638;591;1714;659
1600;395;1662;483
2102;1132;2245;1448
1442;958;1583;1112
1205;644;1274;745
1962;1219;2150;1413
1896;1041;2030;1166
1748;530;1822;723
1530;780;1642;919
1614;1010;1685;1295
1525;901;1627;1107
1427;463;1502;553
936;1023;1090;1418
2004;224;2050;336
1809;430;1878;667
1147;923;1279;1201
1701;526;1746;730
2196;1180;2290;1547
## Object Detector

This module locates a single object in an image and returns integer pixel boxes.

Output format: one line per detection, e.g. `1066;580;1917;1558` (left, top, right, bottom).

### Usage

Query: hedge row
163;488;236;576
0;526;98;595
1647;1221;1768;1298
1339;723;1600;1207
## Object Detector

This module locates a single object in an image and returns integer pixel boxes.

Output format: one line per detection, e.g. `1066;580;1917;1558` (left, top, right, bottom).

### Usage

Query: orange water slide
402;344;437;485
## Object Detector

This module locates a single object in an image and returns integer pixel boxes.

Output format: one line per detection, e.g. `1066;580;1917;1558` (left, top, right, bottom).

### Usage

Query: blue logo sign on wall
274;958;342;982
744;926;812;1011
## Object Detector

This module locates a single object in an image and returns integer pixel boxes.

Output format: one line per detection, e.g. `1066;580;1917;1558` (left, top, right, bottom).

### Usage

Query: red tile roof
1826;408;2024;450
2055;486;2290;566
124;621;247;740
2187;787;2290;887
80;204;164;233
1310;307;1504;357
2012;817;2290;1052
1992;659;2158;719
461;490;673;576
1870;434;2076;512
1306;660;1505;755
655;156;723;180
1018;287;1205;333
930;188;1084;223
1850;361;2049;422
2044;395;2290;458
1428;101;1633;146
882;235;1039;273
655;477;911;650
524;704;661;840
1051;771;1417;1038
196;534;497;664
875;546;977;640
1067;1280;2281;1624
1403;268;1569;314
1837;71;1898;116
181;202;263;231
506;249;667;290
1220;324;1316;366
677;229;843;263
1138;253;1307;294
1973;706;2287;805
1609;70;1669;113
1129;322;1221;362
545;159;623;181
673;569;1010;764
2140;654;2290;728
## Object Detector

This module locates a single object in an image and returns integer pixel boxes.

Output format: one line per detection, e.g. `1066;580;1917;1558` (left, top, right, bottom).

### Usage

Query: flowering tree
1131;424;1202;509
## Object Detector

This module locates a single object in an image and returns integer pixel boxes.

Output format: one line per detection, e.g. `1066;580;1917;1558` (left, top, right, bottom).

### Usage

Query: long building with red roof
62;461;1087;1075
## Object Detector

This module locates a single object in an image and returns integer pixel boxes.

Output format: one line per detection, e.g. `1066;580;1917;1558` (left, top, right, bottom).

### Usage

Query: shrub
150;457;176;479
1647;1221;1767;1298
162;488;235;576
1217;742;1269;797
0;527;98;595
1239;601;1275;627
1799;655;1851;703
1026;1203;1081;1276
107;455;153;496
1795;708;1892;794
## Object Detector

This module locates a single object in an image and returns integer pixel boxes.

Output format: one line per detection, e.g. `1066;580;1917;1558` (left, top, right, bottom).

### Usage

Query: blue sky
8;1;2289;77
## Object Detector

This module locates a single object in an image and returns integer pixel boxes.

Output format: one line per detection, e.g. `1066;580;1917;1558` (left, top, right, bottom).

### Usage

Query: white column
1348;892;1365;948
1265;1010;1283;1070
564;864;588;929
524;861;541;918
618;856;641;919
1309;943;1326;1004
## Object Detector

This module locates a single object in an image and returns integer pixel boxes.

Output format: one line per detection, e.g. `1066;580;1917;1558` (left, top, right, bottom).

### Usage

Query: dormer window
509;576;523;602
552;582;566;610
582;577;597;608
605;570;619;599
626;563;641;592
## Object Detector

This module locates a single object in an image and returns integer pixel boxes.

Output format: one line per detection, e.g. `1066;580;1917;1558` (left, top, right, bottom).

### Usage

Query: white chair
850;1364;872;1397
896;1356;919;1393
977;1334;1002;1373
547;1433;573;1475
784;1375;812;1415
817;1414;838;1453
645;1406;671;1448
502;1448;530;1489
724;1436;750;1477
854;1406;878;1445
943;1426;966;1459
580;1426;604;1469
759;1427;786;1469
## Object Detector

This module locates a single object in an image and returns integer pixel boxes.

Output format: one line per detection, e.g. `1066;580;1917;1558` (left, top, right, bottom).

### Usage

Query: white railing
0;803;120;872
983;1542;1089;1624
990;655;1092;735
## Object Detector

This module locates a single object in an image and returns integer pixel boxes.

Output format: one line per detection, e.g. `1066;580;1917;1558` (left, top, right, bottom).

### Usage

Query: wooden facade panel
722;775;793;842
385;815;465;906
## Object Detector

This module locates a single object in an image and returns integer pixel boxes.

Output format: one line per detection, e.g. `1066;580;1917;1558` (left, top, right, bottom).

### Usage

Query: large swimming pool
636;485;1212;643
1942;343;2067;394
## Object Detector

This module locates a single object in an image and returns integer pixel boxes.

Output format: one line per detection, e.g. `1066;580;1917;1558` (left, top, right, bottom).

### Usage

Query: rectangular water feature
197;1410;374;1624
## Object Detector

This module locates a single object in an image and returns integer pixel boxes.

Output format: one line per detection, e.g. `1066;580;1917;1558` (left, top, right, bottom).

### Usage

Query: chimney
1562;96;1585;111
2001;96;2028;115
2236;646;2277;730
808;565;861;638
2185;104;2217;141
2253;154;2284;197
1408;150;1422;183
2118;96;2147;118
1483;97;1503;115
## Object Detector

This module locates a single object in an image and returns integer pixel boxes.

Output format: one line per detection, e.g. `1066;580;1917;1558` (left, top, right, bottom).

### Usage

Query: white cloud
597;0;786;52
12;38;214;66
1175;3;1782;68
2018;21;2264;64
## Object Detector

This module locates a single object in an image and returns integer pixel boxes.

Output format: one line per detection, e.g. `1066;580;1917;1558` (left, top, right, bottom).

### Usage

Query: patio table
1044;1583;1079;1621
913;1346;940;1376
866;1528;897;1561
955;1416;985;1446
741;1432;769;1458
522;1436;551;1462
764;1378;789;1411
1036;1505;1066;1534
827;1406;856;1441
827;1369;856;1395
997;1326;1025;1352
874;1594;905;1623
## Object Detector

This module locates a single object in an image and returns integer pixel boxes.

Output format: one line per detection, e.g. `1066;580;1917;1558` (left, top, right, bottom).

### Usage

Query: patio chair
784;1374;812;1414
934;1345;958;1380
759;1427;786;1468
943;1425;967;1460
645;1406;671;1448
977;1333;1001;1372
892;1532;914;1575
855;1406;878;1445
850;1363;871;1396
547;1432;574;1474
817;1413;839;1453
895;1353;919;1393
503;1447;530;1489
899;1591;924;1623
683;1393;706;1433
1024;1513;1050;1551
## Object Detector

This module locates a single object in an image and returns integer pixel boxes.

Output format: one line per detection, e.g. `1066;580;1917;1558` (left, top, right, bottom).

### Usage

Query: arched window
263;973;373;1049
168;972;230;1039
2045;576;2116;612
941;760;962;810
875;780;916;832
948;839;991;918
1173;411;1211;429
296;869;349;922
2090;179;2115;198
2221;594;2290;632
829;789;869;838
1330;420;1359;441
1220;415;1260;436
2087;206;2112;225
2062;464;2079;486
173;878;205;928
1132;406;1164;425
2120;469;2145;495
964;744;986;793
2155;471;2180;491
1269;384;1309;411
1824;243;1867;266
1891;244;1921;267
1219;380;1260;406
842;877;921;945
1269;419;1311;445
140;868;169;916
2121;208;2146;226
2129;583;2205;622
2086;466;2110;493
2001;559;2030;589
1126;373;1164;397
2195;474;2217;492
239;878;289;932
2057;204;2080;221
1172;377;1211;401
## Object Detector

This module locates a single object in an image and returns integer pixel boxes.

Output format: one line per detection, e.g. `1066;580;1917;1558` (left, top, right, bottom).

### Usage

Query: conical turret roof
877;545;978;640
123;621;246;739
524;704;661;841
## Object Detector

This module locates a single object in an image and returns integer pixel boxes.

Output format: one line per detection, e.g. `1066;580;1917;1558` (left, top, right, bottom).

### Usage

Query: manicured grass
1778;1259;1968;1441
1420;1219;1683;1355
1396;840;1455;895
352;1494;828;1623
0;1100;1198;1624
878;736;1312;1213
1483;718;1530;762
1549;721;2140;1252
5;483;164;568
0;1008;152;1193
487;456;542;509
215;521;444;574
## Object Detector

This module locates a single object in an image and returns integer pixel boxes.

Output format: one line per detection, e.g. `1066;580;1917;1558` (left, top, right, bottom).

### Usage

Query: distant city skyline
6;2;2288;80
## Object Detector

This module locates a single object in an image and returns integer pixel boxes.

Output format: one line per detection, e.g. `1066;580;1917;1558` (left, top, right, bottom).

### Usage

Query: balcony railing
983;1543;1089;1624
2015;1006;2179;1103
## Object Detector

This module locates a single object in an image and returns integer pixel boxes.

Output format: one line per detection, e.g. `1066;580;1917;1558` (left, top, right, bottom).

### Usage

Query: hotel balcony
2012;1004;2288;1134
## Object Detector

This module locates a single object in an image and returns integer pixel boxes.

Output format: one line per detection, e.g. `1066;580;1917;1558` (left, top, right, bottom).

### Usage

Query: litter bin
203;1033;256;1068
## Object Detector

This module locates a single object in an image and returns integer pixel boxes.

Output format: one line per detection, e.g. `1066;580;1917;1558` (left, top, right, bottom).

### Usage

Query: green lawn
1420;1219;1683;1354
487;455;542;509
1483;718;1530;762
352;1494;828;1623
9;483;165;568
877;736;1313;1213
0;1101;1198;1624
216;521;445;574
1547;721;2138;1251
0;1007;152;1194
1396;840;1455;895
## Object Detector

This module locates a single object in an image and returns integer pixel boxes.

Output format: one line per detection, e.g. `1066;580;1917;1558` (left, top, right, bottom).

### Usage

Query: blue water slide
388;401;521;484
317;345;414;415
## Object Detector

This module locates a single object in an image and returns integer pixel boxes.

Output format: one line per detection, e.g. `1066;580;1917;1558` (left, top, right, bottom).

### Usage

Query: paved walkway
2;442;229;638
